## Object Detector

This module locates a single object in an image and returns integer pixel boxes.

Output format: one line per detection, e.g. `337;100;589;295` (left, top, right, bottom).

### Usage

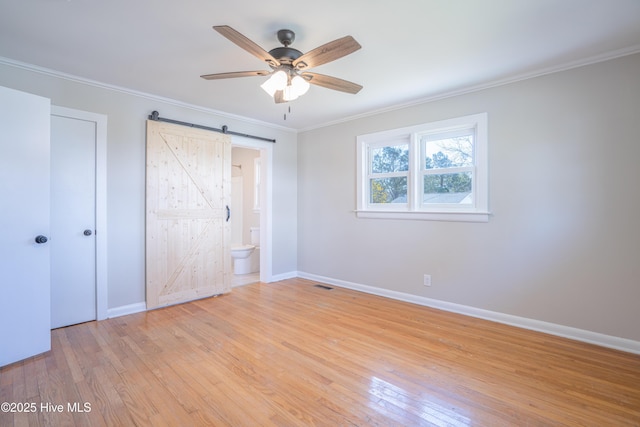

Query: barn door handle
35;235;48;244
226;205;230;222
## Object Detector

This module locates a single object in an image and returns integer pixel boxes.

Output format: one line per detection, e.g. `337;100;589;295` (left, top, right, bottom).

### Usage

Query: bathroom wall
232;146;260;245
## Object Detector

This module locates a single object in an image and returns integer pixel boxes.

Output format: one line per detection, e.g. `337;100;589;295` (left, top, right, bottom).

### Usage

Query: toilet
231;227;260;275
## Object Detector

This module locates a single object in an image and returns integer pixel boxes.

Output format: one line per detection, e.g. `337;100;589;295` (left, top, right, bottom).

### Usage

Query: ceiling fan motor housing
268;47;303;65
267;29;303;65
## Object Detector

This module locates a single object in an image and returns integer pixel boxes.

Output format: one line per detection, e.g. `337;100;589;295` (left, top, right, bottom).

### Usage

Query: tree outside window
369;144;408;204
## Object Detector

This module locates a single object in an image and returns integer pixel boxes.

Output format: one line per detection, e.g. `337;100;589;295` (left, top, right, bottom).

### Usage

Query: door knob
35;235;48;244
83;229;93;236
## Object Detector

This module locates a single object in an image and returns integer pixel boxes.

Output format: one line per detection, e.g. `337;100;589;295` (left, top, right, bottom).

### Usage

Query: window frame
365;137;411;211
356;113;489;222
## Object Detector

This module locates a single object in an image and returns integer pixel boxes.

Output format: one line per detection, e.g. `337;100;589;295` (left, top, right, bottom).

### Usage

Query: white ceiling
1;0;639;130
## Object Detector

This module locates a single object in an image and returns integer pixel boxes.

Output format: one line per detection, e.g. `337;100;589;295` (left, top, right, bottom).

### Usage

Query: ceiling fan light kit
260;70;287;96
201;25;362;104
261;70;310;101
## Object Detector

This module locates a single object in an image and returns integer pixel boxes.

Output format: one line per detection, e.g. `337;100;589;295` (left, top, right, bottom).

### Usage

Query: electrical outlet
423;274;431;287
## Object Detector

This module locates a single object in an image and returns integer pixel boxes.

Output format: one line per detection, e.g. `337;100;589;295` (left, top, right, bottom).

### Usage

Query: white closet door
50;113;97;328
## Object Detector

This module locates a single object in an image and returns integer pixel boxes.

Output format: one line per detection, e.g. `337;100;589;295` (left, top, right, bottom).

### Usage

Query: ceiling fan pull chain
284;105;292;120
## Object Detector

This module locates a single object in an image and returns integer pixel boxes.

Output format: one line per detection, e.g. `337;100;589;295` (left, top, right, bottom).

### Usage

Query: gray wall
0;61;298;310
297;53;640;342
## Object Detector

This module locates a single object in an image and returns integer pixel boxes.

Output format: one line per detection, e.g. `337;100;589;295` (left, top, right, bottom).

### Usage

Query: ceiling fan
201;26;363;103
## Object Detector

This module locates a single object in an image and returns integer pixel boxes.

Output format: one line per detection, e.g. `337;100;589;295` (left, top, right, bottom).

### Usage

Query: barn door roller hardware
148;111;276;143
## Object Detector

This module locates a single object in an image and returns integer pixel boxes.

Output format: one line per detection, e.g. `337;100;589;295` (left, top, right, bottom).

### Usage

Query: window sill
355;210;490;223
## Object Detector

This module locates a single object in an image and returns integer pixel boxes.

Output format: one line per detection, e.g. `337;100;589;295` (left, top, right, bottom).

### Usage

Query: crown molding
3;44;639;134
0;56;297;134
299;44;640;132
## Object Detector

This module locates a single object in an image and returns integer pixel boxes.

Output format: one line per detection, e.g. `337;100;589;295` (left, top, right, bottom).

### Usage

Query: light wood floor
1;278;639;426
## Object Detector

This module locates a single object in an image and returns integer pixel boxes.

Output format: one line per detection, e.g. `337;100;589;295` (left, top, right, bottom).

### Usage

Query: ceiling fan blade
302;72;363;94
293;36;361;69
214;25;279;67
200;70;270;80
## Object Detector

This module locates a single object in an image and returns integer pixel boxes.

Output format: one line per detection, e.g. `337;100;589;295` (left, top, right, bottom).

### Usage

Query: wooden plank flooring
1;278;639;426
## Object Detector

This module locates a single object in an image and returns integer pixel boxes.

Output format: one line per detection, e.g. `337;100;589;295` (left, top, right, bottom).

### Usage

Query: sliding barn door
146;120;231;309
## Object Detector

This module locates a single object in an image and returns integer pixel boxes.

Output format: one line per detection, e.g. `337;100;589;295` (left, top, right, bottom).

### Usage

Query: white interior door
0;86;51;367
50;113;97;329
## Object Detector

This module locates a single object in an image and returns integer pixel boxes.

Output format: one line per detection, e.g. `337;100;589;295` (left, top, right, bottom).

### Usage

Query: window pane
371;144;409;173
423;135;473;170
370;177;407;203
423;172;472;204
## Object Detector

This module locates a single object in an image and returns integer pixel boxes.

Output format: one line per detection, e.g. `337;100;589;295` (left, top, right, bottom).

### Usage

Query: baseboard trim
297;272;640;355
269;271;299;283
107;302;147;319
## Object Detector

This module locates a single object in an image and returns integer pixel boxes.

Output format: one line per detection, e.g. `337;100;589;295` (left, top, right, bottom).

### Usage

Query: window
368;139;409;207
357;113;488;222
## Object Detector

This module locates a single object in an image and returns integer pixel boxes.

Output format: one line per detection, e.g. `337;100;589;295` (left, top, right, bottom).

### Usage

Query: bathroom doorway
230;137;271;286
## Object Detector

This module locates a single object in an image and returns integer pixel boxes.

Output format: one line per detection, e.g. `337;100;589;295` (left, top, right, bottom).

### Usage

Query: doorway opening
231;136;272;286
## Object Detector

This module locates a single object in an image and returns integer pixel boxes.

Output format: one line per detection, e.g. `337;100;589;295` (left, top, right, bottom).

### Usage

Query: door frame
51;106;108;321
231;136;273;283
